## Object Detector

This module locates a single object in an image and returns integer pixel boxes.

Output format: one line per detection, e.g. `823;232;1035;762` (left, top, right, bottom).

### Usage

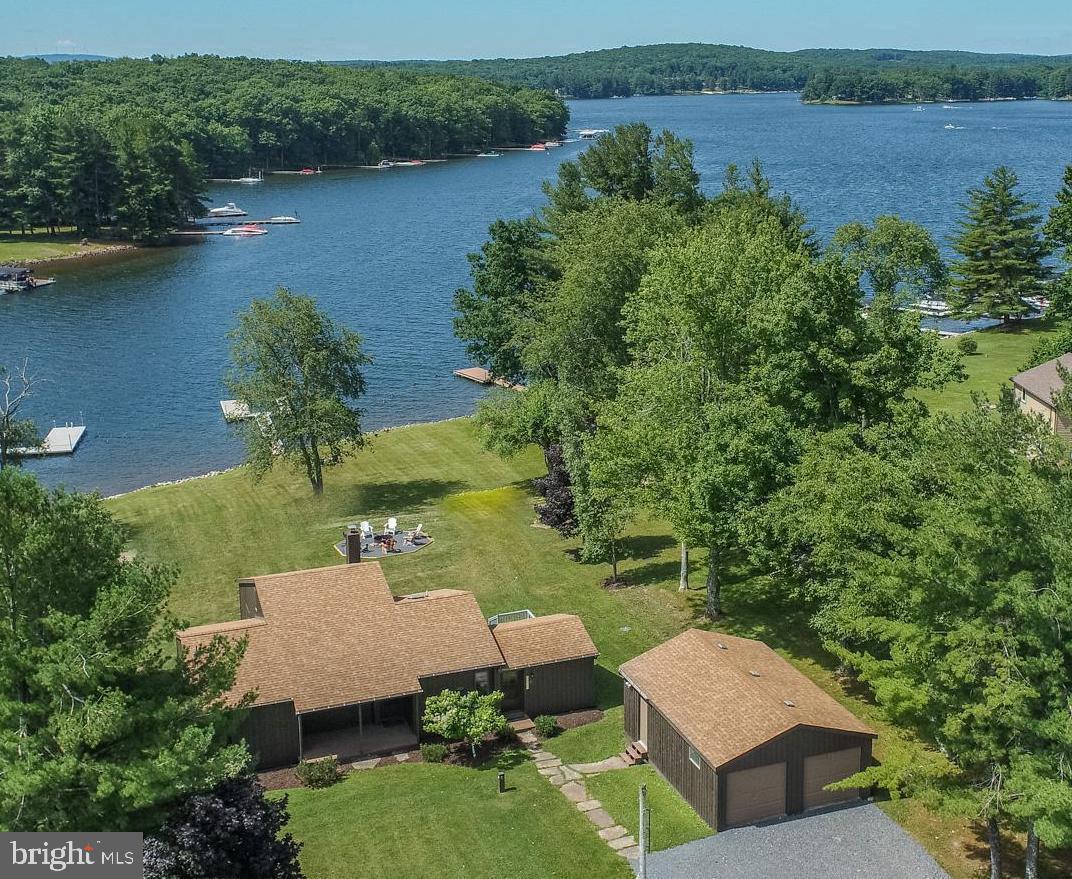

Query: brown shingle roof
492;614;599;669
1011;353;1072;407
619;630;874;768
177;563;504;713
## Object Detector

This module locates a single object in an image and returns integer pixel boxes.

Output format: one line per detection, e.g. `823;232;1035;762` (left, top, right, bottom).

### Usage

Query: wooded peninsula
0;55;567;241
351;42;1072;103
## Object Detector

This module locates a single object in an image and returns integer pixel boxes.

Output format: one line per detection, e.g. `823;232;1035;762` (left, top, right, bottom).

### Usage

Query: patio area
302;721;418;763
333;525;433;560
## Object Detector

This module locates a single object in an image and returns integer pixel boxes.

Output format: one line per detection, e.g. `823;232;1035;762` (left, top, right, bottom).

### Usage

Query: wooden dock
17;424;86;457
220;400;254;421
453;367;525;391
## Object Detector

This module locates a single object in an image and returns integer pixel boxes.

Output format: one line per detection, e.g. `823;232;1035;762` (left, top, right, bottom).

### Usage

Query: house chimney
238;579;262;619
345;524;362;564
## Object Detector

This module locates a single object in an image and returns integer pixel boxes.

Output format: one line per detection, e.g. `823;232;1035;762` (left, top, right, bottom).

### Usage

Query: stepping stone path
518;730;639;861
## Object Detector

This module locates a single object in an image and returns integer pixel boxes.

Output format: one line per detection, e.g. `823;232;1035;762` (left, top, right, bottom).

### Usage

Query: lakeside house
177;561;598;768
620;630;876;830
1011;353;1072;438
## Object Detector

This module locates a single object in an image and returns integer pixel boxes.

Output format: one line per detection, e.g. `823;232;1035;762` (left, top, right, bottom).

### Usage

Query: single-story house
619;630;876;831
1011;353;1072;439
178;561;597;768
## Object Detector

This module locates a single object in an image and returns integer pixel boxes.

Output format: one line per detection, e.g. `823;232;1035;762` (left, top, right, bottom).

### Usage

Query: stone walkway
518;729;641;860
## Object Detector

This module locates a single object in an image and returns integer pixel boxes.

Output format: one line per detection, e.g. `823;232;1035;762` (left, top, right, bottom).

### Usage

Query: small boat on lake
393;160;426;167
912;105;924;112
208;202;247;217
222;224;268;237
578;128;609;139
298;167;321;175
377;159;394;169
528;143;547;151
268;215;300;223
477;151;501;157
543;140;562;147
236;169;264;184
911;298;952;317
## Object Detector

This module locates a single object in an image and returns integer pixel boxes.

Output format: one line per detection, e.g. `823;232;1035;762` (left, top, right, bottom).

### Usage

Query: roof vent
716;642;728;650
783;699;796;708
749;670;761;677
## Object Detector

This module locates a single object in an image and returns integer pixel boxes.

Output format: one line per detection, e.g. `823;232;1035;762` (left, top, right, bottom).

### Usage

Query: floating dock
452;367;525;391
17;424;87;457
220;400;254;421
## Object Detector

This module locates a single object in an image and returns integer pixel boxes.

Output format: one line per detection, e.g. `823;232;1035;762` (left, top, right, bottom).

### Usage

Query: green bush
534;715;559;738
955;334;979;355
420;742;449;763
295;756;339;788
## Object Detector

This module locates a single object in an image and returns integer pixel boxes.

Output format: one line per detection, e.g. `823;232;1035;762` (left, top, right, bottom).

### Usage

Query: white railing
487;609;535;627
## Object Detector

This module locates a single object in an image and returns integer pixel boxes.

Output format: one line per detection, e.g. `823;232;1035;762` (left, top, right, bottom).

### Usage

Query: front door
639;697;649;746
499;670;523;711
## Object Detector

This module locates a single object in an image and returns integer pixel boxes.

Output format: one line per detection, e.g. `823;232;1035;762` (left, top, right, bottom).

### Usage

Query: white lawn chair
384;517;398;536
360;520;374;539
404;523;425;543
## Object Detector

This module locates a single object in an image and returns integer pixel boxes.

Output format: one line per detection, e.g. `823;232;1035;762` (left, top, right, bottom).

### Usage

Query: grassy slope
282;758;631;879
587;765;713;852
106;321;1071;879
915;318;1060;414
0;232;120;262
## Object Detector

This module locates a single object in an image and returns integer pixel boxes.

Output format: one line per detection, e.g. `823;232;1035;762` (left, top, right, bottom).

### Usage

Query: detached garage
620;630;876;831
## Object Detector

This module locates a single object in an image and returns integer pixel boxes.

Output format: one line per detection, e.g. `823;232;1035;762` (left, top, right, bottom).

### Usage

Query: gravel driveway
638;803;949;879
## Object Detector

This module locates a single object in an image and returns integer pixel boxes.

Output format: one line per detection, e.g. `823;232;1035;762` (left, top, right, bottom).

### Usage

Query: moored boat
208;202;247;217
236;169;264;184
377;159;394;169
268;215;300;223
528;143;547;151
222;224;268;237
477;151;501;157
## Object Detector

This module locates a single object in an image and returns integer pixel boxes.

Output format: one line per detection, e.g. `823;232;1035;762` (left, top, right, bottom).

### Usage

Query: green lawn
586;765;713;852
915;318;1060;414
543;708;626;764
0;231;122;262
281;757;631;879
104;322;1071;879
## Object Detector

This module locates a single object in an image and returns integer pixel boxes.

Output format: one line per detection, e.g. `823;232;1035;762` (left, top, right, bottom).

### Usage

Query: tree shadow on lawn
334;479;467;519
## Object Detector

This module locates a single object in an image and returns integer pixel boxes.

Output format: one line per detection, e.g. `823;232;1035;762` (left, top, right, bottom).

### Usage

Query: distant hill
339;43;1072;102
21;53;112;63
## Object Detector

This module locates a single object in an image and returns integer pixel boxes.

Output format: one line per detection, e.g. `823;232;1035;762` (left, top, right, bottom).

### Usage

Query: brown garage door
724;762;787;827
803;747;862;810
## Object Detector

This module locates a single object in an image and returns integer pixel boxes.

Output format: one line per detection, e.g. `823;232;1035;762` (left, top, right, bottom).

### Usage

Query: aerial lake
4;93;1071;495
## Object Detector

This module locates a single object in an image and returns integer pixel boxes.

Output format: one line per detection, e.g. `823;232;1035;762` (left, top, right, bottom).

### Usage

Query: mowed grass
543;708;626;765
281;759;631;879
915;318;1061;414
105;321;1071;879
0;231;120;262
586;765;713;852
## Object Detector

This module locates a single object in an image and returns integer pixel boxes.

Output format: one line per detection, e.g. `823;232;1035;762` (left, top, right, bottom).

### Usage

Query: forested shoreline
0;55;567;241
350;42;1072;103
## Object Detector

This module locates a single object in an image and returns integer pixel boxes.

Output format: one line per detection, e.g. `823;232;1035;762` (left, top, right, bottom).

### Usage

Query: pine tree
1043;164;1072;257
949;166;1052;323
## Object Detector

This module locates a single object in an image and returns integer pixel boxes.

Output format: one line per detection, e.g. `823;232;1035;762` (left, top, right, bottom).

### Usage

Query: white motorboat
208;202;247;217
236;169;264;184
222;224;268;237
377;159;394;169
477;151;501;157
268;215;300;223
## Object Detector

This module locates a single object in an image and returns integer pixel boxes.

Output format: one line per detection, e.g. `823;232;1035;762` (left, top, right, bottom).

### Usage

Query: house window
474;670;491;693
688;745;702;769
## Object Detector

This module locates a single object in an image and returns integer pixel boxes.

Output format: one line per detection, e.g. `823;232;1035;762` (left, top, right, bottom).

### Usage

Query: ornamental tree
144;773;304;879
828;214;946;301
421;689;506;760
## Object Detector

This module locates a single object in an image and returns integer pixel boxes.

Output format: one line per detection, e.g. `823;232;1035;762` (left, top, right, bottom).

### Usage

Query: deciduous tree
226;288;371;495
421;689;506;760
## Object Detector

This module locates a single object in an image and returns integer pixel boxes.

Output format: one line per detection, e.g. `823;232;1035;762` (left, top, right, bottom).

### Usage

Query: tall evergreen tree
949;166;1052;323
0;469;247;831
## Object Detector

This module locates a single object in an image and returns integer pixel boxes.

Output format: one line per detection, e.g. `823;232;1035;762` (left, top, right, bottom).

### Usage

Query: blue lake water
3;94;1071;495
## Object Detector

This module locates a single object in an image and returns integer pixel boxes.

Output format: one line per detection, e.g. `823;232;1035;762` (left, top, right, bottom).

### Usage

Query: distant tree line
351;42;1072;102
0;55;568;241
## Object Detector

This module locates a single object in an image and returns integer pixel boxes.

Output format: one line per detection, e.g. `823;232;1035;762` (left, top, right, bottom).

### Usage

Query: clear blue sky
8;0;1072;60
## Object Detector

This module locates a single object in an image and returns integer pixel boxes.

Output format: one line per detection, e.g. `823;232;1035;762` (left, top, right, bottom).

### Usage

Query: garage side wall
716;726;873;828
238;701;299;769
646;702;718;827
523;657;596;716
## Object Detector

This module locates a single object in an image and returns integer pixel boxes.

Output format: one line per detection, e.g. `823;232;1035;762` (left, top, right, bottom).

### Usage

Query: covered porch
298;695;419;762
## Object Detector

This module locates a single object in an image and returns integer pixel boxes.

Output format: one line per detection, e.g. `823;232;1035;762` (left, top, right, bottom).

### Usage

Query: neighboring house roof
177;562;598;714
1011;353;1072;407
178;563;505;713
619;630;874;769
492;613;599;669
